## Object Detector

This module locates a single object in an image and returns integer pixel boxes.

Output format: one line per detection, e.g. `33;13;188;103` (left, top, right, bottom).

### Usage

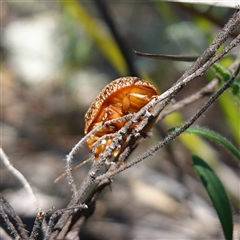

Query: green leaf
184;126;240;162
212;62;231;82
212;62;240;98
192;155;233;240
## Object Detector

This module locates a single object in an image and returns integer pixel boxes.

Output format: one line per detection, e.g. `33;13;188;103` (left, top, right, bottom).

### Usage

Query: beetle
84;76;160;159
54;77;159;183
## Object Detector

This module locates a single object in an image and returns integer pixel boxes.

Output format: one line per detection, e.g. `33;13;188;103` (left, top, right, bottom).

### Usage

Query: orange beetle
84;76;159;159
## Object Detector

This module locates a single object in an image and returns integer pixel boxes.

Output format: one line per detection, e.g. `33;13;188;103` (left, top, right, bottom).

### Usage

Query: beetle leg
102;104;128;130
122;95;131;113
122;93;149;113
128;93;150;110
88;104;127;159
104;104;122;120
130;92;150;100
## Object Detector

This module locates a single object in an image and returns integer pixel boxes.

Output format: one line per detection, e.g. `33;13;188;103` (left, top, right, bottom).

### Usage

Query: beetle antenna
54;157;92;183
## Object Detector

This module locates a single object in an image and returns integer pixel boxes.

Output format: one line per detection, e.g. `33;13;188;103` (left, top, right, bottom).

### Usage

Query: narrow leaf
192;155;233;240
213;62;240;99
185;126;240;161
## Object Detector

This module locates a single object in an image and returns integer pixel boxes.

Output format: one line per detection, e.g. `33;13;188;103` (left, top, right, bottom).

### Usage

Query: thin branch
159;56;240;119
29;210;46;240
0;206;21;240
54;157;92;183
46;208;66;238
0;194;28;239
63;114;133;195
159;78;219;119
0;148;40;212
66;179;109;240
133;50;198;62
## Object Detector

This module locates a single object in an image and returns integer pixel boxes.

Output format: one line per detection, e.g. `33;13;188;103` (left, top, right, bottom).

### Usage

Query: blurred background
1;1;239;239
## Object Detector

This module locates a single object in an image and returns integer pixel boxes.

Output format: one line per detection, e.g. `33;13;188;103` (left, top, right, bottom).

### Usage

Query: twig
0;206;21;240
0;194;28;239
159;56;240;119
159;78;219;119
46;208;66;238
29;210;46;240
133;50;198;62
0;148;40;212
63;114;133;195
64;179;110;240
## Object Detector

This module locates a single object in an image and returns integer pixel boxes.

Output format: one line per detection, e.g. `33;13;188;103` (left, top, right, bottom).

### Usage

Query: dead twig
0;194;28;239
133;50;199;62
0;148;40;212
0;206;21;240
159;78;219;119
